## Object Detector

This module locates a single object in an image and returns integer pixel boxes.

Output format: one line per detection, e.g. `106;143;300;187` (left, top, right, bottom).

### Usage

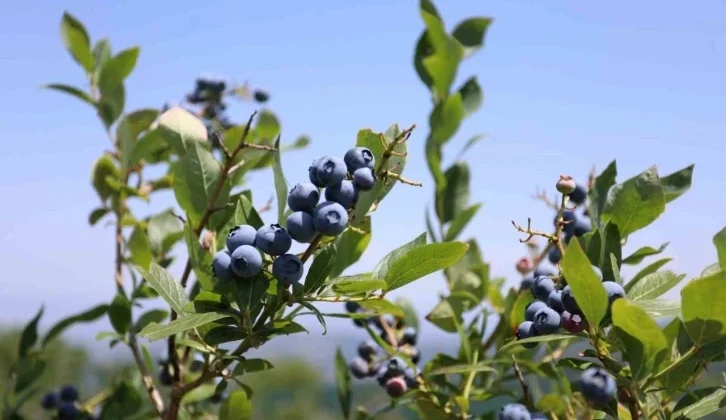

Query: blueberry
404;368;419;389
272;254;304;285
548;247;562;264
603;281;625;303
159;367;173;386
525;301;548;322
377;367;393;386
385;376;408;398
287;183;320;213
255;224;292;256
533;307;561;334
59;385;79;402
547;289;564;313
400;327;417;346
190;359;204;373
352;167;376;191
387;357;406;377
533;266;557;277
561;311;586;334
531;413;547;420
532;276;555;301
313;201;349;236
230;245;263;278
358;341;377;361
286;211;316;243
345;301;361;313
226;224;256;252
557;210;577;236
409;347;421;365
561;285;581;315
516;321;538;349
556;176;576;194
520;276;535;290
325;180;359;209
344;147;375;173
253;90;269;103
308;158;325;188
579;367;616;405
349;357;370;379
574;218;591;237
568;183;588;205
40;392;59;410
499;403;531;420
314;156;347;187
58;401;79;420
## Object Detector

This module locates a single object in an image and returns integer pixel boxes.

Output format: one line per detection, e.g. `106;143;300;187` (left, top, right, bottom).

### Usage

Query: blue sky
1;0;725;356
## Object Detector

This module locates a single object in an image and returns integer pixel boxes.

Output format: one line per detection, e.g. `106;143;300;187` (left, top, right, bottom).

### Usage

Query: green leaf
601;166;666;237
437;161;470;223
372;232;426;279
139;312;227;341
358;299;404;317
128;226;153;270
622;242;670;265
681;270;726;345
98;47;139;94
14;355;46;393
302;244;336;294
92;155;120;202
173;142;230;228
204;327;247;345
714;226;726;269
334;347;352;420
300;302;327;334
419;0;464;98
233;274;269;314
428;362;496;376
509;292;535;333
333;278;387;295
611;299;667;380
219;390;252;420
671;387;726;419
92;38;112;77
88;207;110;226
430;94;464;146
130;128;167;165
445;203;481;241
43;304;108;347
396;298;419;331
136;263;189;313
498;334;580;353
701;262;722;278
59;12;94;72
158;106;209;156
385;242;469;291
452;17;492;58
43;84;95;106
588;160;617;229
661;164;694;204
454;134;487;162
181;383;217;404
100;382;142;420
561;240;608;326
626;271;686;301
97;82;125;128
635;299;681;319
108;293;132;334
624;258;673;293
425;297;464;333
600;222;621;282
329;217;371;279
184;221;214;291
458;77;483;117
18;306;43;359
233;358;274;375
271;136;287;223
234;194;264;229
147;210;183;253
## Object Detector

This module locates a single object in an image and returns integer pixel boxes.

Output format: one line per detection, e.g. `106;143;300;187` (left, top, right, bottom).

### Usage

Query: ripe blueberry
313;201;349;236
349;357;370;379
159;367;173;386
400;327;417;346
532;276;555;301
344;147;375;173
40;392;59;410
230;245;263;278
226;224;256;252
377;367;393;386
387;357;406;377
533;266;557;278
358;341;377;361
574;218;591;237
556;176;577;194
287;183;320;213
548;247;561;264
409;347;421;365
561;311;586;334
345;301;361;313
58;402;79;420
533;307;561;335
272;254;304;285
561;285;581;315
255;224;292;256
385;376;408;398
325;180;359;209
253;90;269;103
516;321;538;349
525;301;548;323
603;281;625;303
499;403;530;420
308;158;325;188
547;289;564;313
190;359;204;373
404;368;419;389
314;156;347;187
520;276;535;290
579;367;616;405
568;183;588;205
286;211;316;243
352;167;376;191
59;385;79;402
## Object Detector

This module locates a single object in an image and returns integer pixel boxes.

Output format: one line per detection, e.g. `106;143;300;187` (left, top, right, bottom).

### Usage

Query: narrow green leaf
713;226;726;269
385;242;469;291
59;12;94;71
128;226;153;270
139;312;227;341
43;304;108;347
425;207;440;242
588;160;617;229
612;299;667;380
610;254;622;285
498;334;580;353
626;271;686;301
108;293;132;334
428;362;496;376
136;263;189;313
43;84;95;106
622;242;670;265
204;327;247;345
624;258;673;293
232;358;274;375
304;244;336;294
333;278;387;295
334;347;352;420
602;166;666;237
681;270;726;345
300;302;327;334
444;203;481;241
98;47;139;93
635;299;681;319
88;207;110;226
600;222;621;282
219;390;252;420
18;306;43;358
561;240;608;326
661;164;694;204
454;134;487;162
271;136;287;223
671;387;726;419
14;356;46;393
372;232;427;280
358;299;404;317
437;161;470;223
452;17;492;58
158;106;209;156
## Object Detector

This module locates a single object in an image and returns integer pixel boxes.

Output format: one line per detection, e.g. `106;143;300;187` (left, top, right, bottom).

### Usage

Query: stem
461;347;480;402
511;355;532;411
128;334;165;416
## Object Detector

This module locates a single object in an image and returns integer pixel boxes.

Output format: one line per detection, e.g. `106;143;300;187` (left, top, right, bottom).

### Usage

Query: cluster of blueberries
344;302;421;398
498;404;547;420
517;266;625;345
210;147;377;286
40;385;80;420
548;181;591;265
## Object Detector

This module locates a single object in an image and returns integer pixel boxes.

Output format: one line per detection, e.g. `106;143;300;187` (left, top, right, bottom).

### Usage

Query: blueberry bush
4;1;726;420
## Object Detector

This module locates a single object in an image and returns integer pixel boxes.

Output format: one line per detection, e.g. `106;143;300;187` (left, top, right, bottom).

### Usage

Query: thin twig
532;187;559;211
511;218;558;243
383;171;423;187
128;334;165;416
512;355;532;411
257;196;275;213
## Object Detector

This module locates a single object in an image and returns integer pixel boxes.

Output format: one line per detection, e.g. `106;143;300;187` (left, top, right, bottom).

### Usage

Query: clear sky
1;0;725;355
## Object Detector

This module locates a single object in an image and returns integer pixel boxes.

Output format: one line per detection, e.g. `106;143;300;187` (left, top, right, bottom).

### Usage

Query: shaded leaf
304;244;336;294
358;299;404;317
661;164;694;204
108;293;132;334
714;226;726;269
329;218;371;279
445;203;481;241
88;207;110;226
458;77;483;116
452;17;492;58
134;309;168;332
100;382;142;420
612;299;667;380
18;306;43;359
